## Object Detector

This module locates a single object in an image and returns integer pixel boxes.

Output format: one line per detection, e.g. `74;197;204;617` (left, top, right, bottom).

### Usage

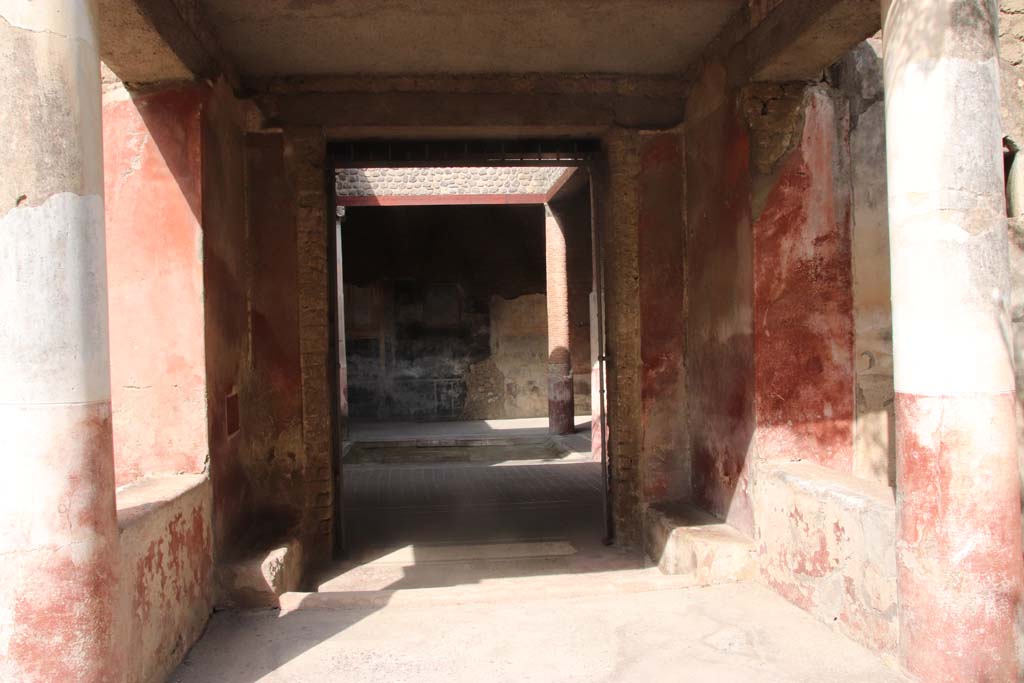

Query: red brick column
884;1;1023;680
0;3;120;680
546;205;575;434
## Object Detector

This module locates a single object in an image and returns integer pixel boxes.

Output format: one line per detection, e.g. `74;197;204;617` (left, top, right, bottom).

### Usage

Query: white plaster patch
0;192;111;404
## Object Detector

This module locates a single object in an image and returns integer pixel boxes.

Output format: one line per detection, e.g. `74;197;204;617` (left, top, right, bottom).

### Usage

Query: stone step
644;501;758;584
216;536;304;608
279;540;693;613
280;565;693;613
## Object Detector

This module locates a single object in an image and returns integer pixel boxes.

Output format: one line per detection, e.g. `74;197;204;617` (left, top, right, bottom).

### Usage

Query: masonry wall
342;204;551;420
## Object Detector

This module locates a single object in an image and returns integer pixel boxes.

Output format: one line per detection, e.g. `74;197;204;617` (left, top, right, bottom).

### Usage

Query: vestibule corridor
3;1;1024;682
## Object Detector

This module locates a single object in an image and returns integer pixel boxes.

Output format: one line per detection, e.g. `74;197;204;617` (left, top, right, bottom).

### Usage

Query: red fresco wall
685;65;757;536
752;89;855;473
103;86;208;486
637;132;689;503
201;80;254;550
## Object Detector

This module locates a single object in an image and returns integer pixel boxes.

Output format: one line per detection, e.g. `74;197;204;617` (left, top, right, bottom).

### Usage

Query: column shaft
0;2;119;681
546;205;574;435
883;1;1023;680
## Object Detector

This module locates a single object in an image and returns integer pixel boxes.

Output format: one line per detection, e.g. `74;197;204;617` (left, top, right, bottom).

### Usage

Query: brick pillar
284;126;335;568
883;1;1023;680
546;204;575;434
0;2;120;680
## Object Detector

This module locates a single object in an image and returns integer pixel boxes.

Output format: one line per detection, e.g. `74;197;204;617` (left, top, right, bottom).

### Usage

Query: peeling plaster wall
102;80;219;681
754;461;897;654
114;477;213;683
745;80;894;656
342;205;551;420
684;48;896;655
102;83;209;486
748;84;855;474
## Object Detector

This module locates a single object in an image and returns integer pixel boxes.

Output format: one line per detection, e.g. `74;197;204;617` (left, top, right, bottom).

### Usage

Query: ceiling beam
98;0;237;87
687;0;881;89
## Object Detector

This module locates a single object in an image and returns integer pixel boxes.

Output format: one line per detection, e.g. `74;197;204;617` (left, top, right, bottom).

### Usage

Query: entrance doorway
323;141;614;585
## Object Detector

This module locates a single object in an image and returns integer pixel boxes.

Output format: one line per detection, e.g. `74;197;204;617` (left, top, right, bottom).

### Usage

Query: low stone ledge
753;460;897;656
644;501;758;584
114;473;213;683
117;473;209;529
216;537;304;608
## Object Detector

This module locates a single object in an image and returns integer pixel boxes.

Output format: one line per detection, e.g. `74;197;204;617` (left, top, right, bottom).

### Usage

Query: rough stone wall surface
601;129;645;545
341;205;548;421
685;62;757;537
284;126;334;569
114;476;213;683
749;84;855;474
336;167;567;197
102;83;209;486
1003;0;1024;67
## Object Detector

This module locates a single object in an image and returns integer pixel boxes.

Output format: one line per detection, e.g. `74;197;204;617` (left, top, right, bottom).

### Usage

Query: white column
0;2;120;681
883;1;1022;680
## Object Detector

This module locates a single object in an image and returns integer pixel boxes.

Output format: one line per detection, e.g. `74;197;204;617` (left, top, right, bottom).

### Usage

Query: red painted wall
752;89;855;473
685;68;757;536
638;132;688;503
240;133;305;532
103;87;208;486
202;80;253;550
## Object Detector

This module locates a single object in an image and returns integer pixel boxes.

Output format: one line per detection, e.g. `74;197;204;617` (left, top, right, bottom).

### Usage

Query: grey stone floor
171;447;906;682
172;584;907;682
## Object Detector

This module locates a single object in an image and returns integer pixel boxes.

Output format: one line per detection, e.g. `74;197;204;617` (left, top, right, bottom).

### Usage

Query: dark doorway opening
324;141;613;575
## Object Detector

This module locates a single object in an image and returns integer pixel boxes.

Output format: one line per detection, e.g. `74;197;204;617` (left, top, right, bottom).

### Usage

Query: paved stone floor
172;584;906;682
342;454;604;551
171;445;905;682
